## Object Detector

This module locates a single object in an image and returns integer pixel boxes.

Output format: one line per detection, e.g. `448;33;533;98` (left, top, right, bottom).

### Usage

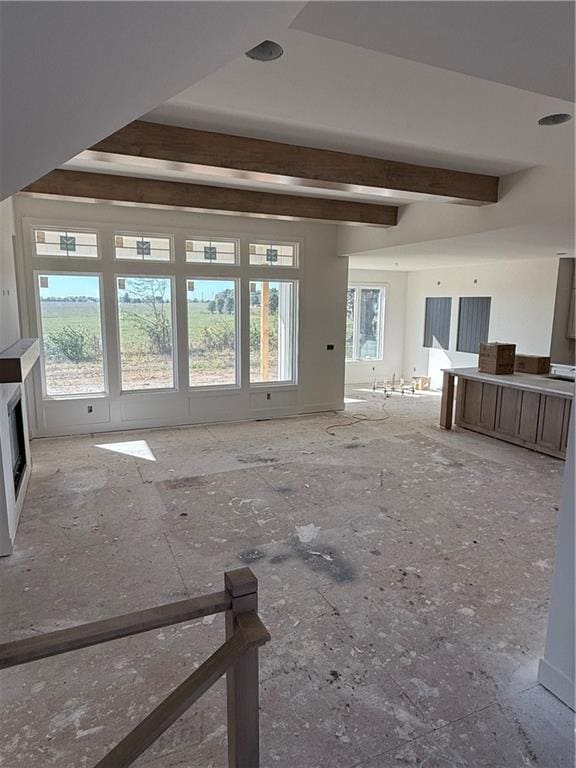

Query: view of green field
37;275;289;395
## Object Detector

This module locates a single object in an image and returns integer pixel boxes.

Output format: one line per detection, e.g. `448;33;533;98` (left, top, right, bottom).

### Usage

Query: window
187;278;238;386
249;242;297;267
250;280;297;383
345;288;356;360
186;238;237;265
116;277;175;390
346;286;384;361
37;274;105;396
34;229;98;258
115;234;172;262
423;297;452;349
457;297;491;353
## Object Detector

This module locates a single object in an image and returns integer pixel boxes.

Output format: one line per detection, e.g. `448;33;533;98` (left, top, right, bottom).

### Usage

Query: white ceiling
348;223;575;271
292;2;575;101
147;29;573;175
57;6;575;270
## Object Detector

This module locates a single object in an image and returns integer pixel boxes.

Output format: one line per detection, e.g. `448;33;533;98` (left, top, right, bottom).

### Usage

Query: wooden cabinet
456;379;572;459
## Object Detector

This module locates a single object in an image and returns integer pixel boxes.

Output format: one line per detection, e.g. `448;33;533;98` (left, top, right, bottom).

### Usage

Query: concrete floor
0;387;573;767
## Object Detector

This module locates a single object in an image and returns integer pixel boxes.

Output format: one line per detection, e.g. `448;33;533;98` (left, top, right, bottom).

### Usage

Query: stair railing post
224;567;260;768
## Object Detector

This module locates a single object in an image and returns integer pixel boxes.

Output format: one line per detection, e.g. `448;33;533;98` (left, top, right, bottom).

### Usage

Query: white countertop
443;367;574;398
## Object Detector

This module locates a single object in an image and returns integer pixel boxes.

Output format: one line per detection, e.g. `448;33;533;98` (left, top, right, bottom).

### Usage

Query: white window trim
21;217;304;433
114;273;178;394
248;278;299;387
34;269;109;399
186;275;241;389
346;285;385;362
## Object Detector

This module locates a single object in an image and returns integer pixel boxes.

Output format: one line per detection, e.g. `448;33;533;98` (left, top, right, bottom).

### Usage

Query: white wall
0;197;19;349
0;196;31;555
346;268;406;385
538;409;575;710
403;258;559;388
14;196;347;436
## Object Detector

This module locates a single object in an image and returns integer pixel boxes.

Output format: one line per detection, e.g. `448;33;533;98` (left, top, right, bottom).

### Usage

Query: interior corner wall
0;197;19;349
12;196;347;436
0;196;28;555
345;268;407;385
403;258;559;389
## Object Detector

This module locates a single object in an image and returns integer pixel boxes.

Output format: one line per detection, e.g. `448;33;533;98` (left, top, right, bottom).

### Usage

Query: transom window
34;229;98;258
115;234;172;262
346;286;385;361
249;242;297;267
186;238;237;265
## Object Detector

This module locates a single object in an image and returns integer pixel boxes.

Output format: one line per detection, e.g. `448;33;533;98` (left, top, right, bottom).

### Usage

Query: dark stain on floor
239;536;355;584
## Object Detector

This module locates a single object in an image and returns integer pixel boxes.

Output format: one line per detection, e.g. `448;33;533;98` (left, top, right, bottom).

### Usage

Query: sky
38;276;236;301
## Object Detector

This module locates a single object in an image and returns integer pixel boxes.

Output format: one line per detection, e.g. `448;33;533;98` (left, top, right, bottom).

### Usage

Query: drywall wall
0;197;19;349
14;195;347;436
0;2;305;200
403;258;559;388
346;268;406;384
0;196;30;555
550;258;575;365
538;408;575;710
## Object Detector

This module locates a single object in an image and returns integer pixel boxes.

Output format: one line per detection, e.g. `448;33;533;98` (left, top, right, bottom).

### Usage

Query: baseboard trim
538;657;575;710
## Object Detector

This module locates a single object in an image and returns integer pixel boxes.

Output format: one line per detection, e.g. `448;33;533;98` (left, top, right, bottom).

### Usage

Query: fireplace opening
7;393;26;497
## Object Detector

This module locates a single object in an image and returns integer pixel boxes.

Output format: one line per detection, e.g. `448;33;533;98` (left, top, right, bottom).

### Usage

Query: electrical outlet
326;344;334;350
87;405;93;414
266;392;271;401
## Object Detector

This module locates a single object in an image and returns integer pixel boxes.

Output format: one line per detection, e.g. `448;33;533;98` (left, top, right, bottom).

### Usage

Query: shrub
47;325;99;363
198;325;235;354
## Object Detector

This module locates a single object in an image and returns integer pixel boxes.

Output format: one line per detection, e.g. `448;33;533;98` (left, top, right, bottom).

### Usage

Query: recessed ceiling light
538;113;572;126
245;40;284;62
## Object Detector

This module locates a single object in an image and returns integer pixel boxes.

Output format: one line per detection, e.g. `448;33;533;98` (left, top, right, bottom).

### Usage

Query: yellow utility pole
260;281;269;380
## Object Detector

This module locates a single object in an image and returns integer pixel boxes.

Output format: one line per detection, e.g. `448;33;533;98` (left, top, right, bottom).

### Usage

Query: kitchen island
440;367;574;458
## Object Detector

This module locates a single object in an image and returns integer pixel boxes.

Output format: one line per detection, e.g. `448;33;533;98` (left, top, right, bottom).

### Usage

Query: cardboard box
514;354;551;375
412;375;431;391
478;343;516;374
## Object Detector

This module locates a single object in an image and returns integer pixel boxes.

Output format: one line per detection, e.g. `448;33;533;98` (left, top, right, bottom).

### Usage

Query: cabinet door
517;391;541;443
478;383;498;430
537;395;568;454
495;386;521;437
460;379;482;425
460;380;498;429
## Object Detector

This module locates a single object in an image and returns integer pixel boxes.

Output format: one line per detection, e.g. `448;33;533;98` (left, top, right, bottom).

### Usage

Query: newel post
224;567;261;768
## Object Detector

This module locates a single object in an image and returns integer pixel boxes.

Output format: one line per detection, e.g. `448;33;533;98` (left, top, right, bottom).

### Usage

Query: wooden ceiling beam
23;170;399;227
89;120;500;205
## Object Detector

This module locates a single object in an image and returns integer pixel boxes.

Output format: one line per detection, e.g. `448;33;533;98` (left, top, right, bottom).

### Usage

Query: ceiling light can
538;113;572;126
245;40;284;62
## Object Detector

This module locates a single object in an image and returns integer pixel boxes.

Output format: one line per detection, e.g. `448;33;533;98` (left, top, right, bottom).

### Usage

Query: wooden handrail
93;612;270;768
0;590;230;669
0;568;268;768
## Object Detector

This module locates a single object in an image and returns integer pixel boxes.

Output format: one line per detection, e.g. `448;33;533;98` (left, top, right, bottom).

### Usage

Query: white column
538;406;575;710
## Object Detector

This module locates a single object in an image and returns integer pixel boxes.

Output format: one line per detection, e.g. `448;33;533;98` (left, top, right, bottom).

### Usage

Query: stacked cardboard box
514;355;551;375
478;343;516;374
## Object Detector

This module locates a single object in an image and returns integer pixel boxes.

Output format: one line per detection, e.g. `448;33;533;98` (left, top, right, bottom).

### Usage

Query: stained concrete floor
0;387;573;767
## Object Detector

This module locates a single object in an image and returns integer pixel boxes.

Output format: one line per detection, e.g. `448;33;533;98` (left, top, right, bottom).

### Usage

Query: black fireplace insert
7;392;26;497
